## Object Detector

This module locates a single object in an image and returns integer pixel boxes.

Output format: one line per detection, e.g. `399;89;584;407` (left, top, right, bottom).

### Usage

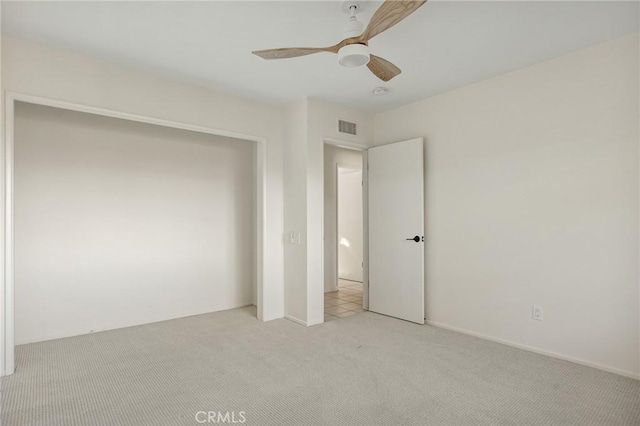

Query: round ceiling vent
372;87;389;96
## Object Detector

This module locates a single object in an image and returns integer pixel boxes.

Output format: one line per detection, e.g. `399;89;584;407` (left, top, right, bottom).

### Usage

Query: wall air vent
338;120;357;136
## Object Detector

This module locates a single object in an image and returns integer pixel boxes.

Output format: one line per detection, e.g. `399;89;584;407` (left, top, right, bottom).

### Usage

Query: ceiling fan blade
252;46;335;60
361;0;427;41
367;55;401;82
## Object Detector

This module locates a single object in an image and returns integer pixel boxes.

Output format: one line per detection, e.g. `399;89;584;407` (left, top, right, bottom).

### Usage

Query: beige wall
323;144;362;292
15;103;256;344
373;34;640;377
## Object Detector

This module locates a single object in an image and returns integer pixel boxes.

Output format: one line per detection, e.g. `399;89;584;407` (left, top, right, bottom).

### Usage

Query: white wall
1;37;285;322
283;99;308;324
14;103;255;344
373;34;640;377
307;98;371;324
323;145;362;292
0;4;5;373
338;168;363;283
282;97;371;325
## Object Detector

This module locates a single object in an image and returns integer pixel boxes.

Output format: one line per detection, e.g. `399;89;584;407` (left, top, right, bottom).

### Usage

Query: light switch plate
288;232;301;245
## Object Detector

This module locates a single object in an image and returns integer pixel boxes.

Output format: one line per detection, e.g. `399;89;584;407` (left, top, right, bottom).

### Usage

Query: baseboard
16;303;254;346
260;314;284;322
338;278;363;284
426;320;639;380
284;314;308;327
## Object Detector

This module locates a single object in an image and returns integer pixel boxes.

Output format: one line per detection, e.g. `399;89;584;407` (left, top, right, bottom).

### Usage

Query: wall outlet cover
532;305;544;321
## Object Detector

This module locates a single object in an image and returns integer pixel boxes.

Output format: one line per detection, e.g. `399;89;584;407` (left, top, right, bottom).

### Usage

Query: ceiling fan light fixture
338;43;370;68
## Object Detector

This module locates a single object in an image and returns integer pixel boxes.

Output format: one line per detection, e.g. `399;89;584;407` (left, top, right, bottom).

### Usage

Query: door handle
406;236;421;243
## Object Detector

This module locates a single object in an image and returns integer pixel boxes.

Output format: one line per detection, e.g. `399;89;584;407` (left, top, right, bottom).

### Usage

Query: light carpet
1;307;638;425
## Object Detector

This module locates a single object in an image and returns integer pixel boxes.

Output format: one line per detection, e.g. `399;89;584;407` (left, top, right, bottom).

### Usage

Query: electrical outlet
532;305;543;321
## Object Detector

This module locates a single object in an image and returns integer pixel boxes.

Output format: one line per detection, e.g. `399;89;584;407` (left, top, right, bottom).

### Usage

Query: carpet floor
1;307;638;425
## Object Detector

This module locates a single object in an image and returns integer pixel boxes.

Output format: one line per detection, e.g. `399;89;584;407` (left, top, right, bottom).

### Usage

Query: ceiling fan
252;0;427;82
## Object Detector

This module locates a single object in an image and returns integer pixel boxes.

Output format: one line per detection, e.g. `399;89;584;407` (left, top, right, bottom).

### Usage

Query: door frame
335;163;363;288
322;139;369;319
1;91;269;376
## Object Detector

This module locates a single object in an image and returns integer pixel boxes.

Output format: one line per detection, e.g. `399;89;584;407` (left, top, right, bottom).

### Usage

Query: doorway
320;138;425;326
323;144;364;321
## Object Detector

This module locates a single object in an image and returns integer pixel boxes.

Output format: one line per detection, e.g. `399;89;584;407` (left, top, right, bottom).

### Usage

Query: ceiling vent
338;120;357;136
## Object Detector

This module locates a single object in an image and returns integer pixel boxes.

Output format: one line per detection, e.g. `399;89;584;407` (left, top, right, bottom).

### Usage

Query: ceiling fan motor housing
339;0;369;67
343;15;364;38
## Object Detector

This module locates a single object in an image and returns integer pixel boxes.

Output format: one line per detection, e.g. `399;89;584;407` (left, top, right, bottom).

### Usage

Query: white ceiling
2;1;638;113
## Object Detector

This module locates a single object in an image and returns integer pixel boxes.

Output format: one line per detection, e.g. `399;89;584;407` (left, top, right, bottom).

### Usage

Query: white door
368;138;424;324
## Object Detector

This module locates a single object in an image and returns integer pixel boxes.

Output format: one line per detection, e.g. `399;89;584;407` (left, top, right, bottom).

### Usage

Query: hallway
324;280;364;321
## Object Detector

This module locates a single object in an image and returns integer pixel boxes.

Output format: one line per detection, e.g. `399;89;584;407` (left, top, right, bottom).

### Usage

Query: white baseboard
426;320;639;380
16;303;254;346
284;314;308;327
260;314;284;322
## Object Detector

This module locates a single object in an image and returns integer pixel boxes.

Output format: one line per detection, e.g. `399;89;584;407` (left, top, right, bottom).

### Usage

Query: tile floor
324;279;364;321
